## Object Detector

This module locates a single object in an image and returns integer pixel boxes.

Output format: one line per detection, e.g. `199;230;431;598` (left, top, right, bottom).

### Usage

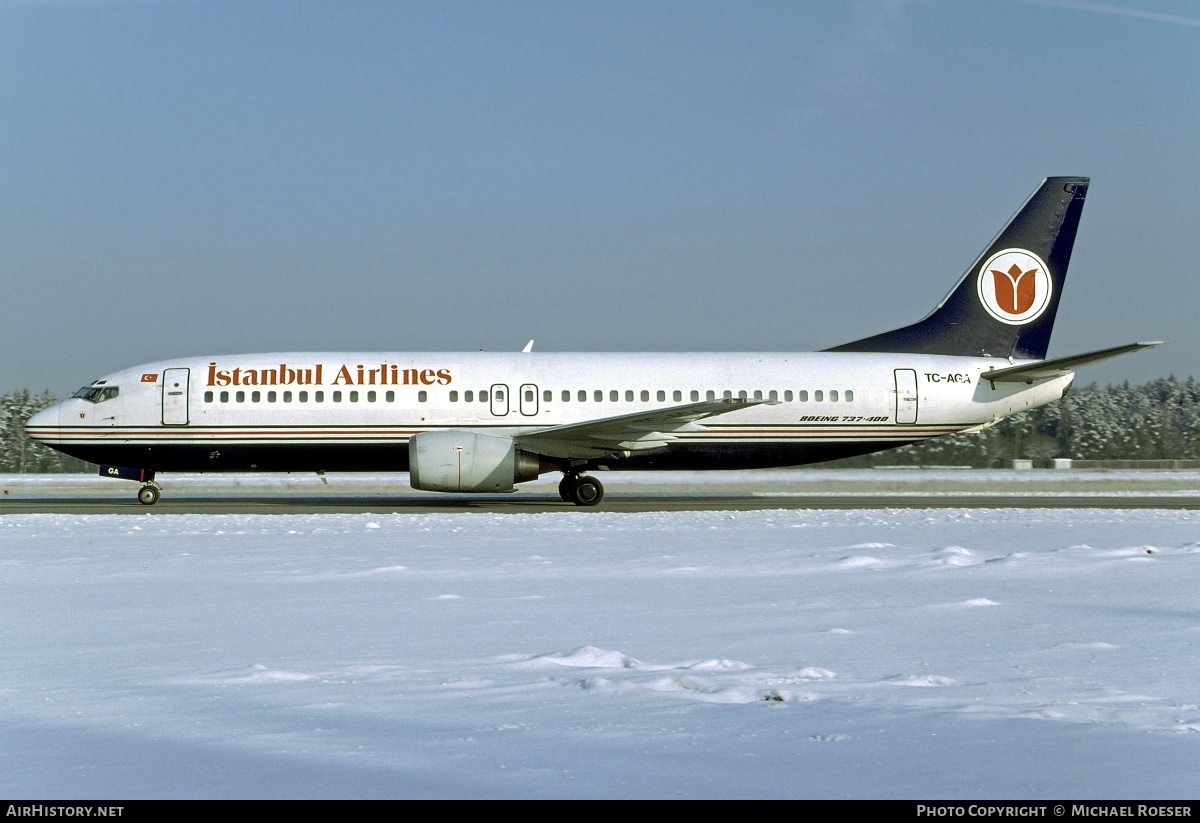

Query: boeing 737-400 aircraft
27;177;1160;505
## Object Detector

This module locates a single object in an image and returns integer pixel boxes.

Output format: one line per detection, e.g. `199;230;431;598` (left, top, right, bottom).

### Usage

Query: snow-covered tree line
3;378;1200;472
861;377;1200;467
0;390;92;473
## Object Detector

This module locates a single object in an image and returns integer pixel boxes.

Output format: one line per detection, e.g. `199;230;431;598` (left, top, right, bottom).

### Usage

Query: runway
3;494;1200;514
4;469;1200;513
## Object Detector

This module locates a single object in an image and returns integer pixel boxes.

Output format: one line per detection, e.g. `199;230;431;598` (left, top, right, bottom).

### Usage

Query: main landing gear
558;473;604;507
138;482;161;506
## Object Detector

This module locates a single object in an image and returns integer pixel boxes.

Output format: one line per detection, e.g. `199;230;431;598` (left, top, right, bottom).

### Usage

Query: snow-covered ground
3;503;1199;798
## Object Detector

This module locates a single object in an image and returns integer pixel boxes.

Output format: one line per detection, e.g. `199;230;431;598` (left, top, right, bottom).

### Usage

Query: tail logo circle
977;248;1052;325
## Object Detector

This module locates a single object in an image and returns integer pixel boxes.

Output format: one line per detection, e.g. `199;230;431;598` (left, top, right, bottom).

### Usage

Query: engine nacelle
408;431;542;493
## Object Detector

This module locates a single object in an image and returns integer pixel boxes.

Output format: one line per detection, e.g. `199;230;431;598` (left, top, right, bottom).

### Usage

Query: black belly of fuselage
53;439;910;474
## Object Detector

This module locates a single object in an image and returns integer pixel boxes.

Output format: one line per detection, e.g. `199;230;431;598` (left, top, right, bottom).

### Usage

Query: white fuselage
27;350;1070;474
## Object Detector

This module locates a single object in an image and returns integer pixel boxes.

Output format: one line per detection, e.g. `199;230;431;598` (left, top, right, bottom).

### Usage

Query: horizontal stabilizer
981;342;1164;383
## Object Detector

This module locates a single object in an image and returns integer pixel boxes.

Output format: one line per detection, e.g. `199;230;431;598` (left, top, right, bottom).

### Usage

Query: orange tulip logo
991;263;1038;315
977;249;1052;325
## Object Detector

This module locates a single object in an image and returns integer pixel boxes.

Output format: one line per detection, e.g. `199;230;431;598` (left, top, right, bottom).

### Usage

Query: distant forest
0;390;93;473
843;376;1200;468
4;378;1200;473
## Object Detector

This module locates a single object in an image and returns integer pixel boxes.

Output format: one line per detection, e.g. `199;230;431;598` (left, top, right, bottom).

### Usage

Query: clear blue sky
2;0;1197;393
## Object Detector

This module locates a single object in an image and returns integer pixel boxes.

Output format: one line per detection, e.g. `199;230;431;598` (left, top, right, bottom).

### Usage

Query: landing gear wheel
558;476;575;502
570;475;604;507
137;485;160;506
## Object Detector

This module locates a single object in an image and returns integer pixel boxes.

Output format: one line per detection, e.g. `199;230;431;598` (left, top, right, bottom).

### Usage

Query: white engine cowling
408;431;542;493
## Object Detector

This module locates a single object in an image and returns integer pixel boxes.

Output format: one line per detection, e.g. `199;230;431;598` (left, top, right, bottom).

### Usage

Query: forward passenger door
162;368;190;426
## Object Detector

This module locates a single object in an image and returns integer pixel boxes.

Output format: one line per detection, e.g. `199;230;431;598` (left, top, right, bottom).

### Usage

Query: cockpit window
75;386;120;403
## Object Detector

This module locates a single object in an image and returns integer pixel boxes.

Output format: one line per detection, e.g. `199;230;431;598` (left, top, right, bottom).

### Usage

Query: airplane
26;176;1161;506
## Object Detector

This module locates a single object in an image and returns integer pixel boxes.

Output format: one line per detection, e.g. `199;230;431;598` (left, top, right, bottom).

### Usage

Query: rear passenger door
894;369;918;424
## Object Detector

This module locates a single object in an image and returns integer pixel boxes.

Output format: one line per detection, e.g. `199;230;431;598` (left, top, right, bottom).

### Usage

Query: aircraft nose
25;404;61;441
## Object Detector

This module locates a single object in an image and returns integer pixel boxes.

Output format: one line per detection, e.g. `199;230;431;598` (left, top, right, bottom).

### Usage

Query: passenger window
706;390;715;400
315;391;323;402
562;390;570;402
253;391;261;403
738;390;748;399
333;391;342;402
798;390;809;402
368;391;376;402
449;391;459;402
544;390;552;402
418;390;428;402
753;390;763;400
524;390;534;402
768;390;777;401
495;389;505;401
386;391;395;402
220;391;229;403
480;390;489;402
465;390;474;402
815;390;824;402
784;390;793;402
236;391;245;403
691;390;699;401
641;390;650;402
349;391;359;402
595;390;603;402
268;391;277;402
610;390;618;402
579;390;587;402
723;390;733;399
846;390;854;402
283;391;292;403
673;390;682;402
298;391;307;402
204;391;214;403
625;390;634;402
830;390;838;402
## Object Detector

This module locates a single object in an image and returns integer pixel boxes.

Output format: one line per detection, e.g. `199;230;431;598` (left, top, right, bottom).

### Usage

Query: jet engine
408;431;542;493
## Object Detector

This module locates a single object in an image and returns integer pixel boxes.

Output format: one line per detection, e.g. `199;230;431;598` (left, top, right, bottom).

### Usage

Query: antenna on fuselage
522;340;534;353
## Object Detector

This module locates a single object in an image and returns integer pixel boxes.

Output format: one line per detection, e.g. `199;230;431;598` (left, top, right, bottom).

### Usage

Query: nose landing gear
558;473;604;506
99;465;161;506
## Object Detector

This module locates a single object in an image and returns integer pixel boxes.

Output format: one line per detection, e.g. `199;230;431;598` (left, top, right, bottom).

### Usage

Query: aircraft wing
981;341;1164;383
514;398;768;459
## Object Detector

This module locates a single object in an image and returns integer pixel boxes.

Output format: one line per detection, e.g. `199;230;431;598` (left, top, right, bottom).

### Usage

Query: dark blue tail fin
826;176;1089;360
